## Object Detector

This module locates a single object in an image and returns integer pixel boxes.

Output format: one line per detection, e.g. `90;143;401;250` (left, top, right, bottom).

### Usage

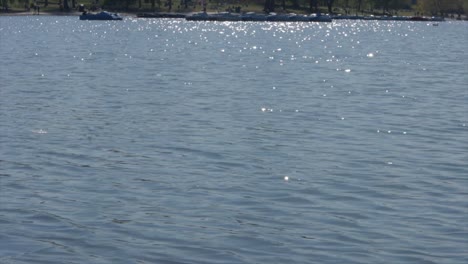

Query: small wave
31;129;48;134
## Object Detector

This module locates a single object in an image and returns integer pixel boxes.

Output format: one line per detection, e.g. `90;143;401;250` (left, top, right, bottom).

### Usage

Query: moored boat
409;16;444;21
185;12;210;21
308;14;332;22
137;12;186;18
186;12;331;22
209;12;241;21
240;12;267;21
79;11;123;21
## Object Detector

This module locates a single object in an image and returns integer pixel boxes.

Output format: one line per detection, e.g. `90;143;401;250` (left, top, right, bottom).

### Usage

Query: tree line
2;0;467;16
263;0;467;15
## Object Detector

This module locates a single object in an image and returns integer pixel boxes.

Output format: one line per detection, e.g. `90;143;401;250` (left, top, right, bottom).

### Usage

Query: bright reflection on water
1;16;467;264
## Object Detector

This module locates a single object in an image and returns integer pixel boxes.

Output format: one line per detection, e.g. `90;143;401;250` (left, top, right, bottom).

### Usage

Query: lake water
1;16;467;264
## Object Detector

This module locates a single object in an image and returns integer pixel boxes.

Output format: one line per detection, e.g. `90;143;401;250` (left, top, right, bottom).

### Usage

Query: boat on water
410;16;444;21
332;14;444;21
308;14;333;22
185;12;210;21
186;12;241;21
79;11;123;21
137;12;186;18
186;12;331;22
240;12;268;21
208;12;241;21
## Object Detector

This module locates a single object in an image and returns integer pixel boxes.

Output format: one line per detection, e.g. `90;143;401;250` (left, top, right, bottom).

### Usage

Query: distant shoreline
0;10;196;18
0;8;162;17
1;10;466;21
0;10;82;16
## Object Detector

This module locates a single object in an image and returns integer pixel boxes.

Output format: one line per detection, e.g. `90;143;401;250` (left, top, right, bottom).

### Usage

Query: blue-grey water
0;16;467;264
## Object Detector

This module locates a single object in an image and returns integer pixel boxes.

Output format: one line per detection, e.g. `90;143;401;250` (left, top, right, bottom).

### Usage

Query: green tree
417;0;441;15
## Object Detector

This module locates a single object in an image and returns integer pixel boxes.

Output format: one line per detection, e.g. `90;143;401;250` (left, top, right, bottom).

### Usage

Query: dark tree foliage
357;0;362;12
1;0;8;11
264;0;274;12
292;0;299;9
102;0;138;10
310;0;318;13
381;0;390;13
63;0;70;11
327;0;334;13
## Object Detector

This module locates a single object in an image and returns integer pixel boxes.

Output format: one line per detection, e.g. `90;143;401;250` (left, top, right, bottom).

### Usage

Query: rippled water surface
1;16;467;263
